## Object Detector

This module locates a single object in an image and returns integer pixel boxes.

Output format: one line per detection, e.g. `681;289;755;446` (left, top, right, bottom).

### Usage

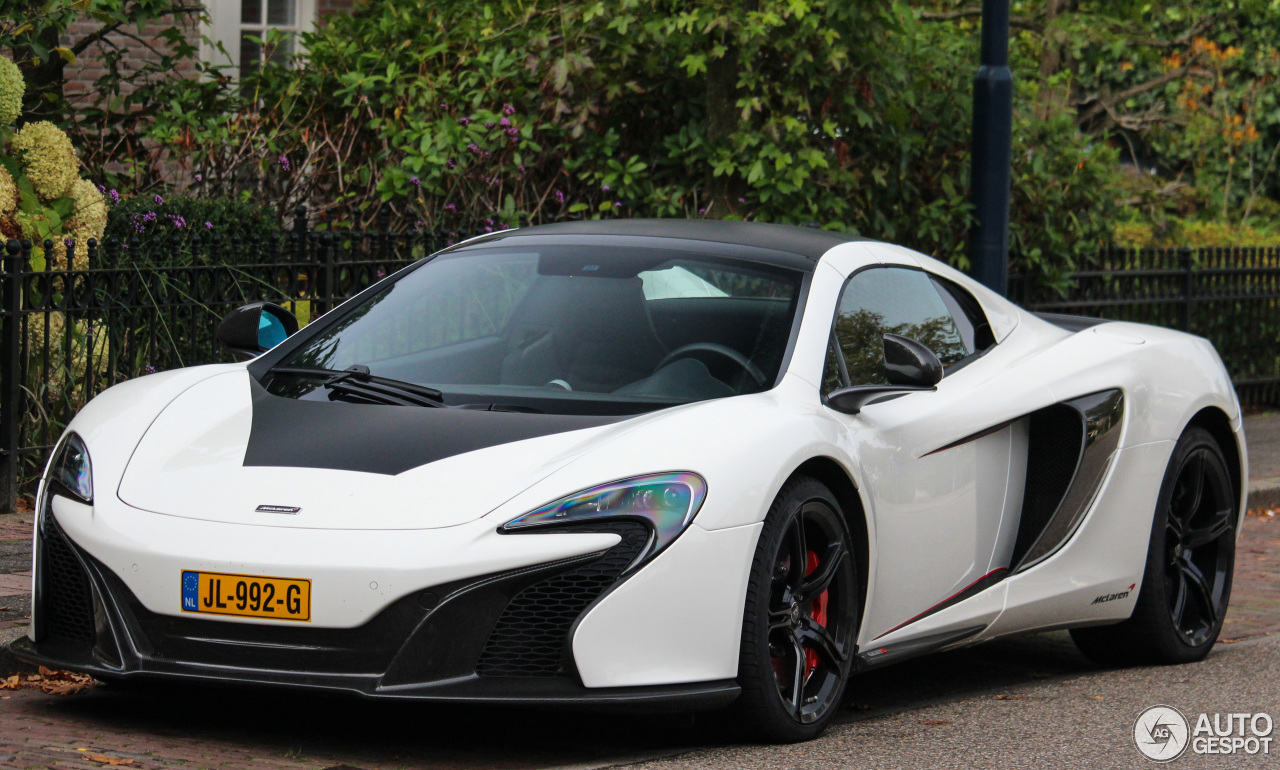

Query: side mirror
883;333;943;387
825;333;941;415
216;302;299;360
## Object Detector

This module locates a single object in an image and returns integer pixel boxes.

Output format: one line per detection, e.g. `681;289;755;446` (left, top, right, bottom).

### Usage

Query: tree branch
1076;65;1210;125
71;4;204;56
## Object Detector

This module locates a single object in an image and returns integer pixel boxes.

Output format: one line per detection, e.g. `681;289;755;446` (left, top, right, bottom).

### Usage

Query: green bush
103;195;281;261
139;0;1119;286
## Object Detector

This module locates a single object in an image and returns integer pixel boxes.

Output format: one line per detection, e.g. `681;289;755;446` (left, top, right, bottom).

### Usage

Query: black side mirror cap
824;333;942;415
883;333;943;387
216;302;299;360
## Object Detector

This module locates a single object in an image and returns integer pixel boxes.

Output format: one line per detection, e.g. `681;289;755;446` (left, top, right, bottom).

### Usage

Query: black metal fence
1;231;1278;511
1011;246;1280;408
0;208;476;509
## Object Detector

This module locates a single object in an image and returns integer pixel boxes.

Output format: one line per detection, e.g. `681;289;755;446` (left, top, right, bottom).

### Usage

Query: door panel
822;265;1044;645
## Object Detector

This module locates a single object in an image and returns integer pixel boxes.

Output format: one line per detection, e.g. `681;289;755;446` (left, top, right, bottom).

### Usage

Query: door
823;266;1031;643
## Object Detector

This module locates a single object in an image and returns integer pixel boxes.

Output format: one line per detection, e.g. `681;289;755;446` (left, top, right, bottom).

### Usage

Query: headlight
502;472;707;571
48;433;93;503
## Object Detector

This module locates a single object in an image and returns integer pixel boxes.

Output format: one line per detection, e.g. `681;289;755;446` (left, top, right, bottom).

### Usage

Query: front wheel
732;477;859;742
1071;425;1237;666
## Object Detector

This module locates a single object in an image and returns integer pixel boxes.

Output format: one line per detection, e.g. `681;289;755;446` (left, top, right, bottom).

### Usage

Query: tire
732;476;859;743
1071;425;1237;666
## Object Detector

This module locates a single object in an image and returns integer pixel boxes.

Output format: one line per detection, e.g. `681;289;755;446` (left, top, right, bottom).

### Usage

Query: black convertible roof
458;219;868;270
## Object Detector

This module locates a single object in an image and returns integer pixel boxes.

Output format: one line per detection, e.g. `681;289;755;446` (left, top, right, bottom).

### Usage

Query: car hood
117;370;644;529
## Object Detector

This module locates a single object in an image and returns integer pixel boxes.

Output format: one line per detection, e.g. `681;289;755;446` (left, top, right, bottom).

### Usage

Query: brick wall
60;0;359;101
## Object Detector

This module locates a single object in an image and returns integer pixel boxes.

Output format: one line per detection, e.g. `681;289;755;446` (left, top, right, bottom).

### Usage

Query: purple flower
142;211;157;222
444;203;457;212
376;269;386;279
738;197;746;203
484;121;495;129
484;226;493;233
439;102;447;109
502;103;515;116
410;176;420;186
416;220;426;228
154;194;164;204
204;221;213;229
467;143;481;155
554;189;565;204
504;127;518;137
446;159;456;169
108;189;119;205
278;155;290;171
484;218;495;226
698;208;706;214
601;184;610;191
518;165;526;174
97;184;105;194
459;117;472;125
170;215;187;229
499;117;511;127
144;365;156;375
64;236;74;249
614;202;621;208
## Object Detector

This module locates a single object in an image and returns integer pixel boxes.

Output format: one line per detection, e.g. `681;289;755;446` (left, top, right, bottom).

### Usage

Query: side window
822;267;970;389
930;276;996;355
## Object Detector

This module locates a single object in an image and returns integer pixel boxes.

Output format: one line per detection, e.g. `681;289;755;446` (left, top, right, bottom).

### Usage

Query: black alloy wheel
734;477;858;742
1071;425;1237;666
1163;443;1235;646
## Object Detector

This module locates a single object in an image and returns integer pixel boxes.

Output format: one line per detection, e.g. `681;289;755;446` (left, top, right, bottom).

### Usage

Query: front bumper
14;501;739;710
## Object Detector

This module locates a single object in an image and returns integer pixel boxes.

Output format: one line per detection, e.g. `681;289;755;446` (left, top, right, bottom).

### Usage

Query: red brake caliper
804;550;828;677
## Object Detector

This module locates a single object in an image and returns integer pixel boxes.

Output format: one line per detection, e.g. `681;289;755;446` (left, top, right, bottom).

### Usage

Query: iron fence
1011;246;1280;409
0;207;474;509
2;232;1278;511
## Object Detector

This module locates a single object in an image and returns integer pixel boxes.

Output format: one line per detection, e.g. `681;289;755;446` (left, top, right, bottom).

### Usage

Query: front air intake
476;521;649;677
38;514;97;645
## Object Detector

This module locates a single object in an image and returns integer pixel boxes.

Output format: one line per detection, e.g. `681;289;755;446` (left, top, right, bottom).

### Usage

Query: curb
1248;480;1280;512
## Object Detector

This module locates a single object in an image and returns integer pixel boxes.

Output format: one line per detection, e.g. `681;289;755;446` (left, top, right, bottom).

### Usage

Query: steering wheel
653;343;768;388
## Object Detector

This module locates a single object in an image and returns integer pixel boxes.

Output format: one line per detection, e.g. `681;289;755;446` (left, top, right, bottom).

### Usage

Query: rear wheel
733;477;858;742
1071;425;1236;666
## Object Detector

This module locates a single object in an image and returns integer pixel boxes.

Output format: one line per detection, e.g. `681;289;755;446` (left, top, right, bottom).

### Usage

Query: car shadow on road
15;631;1102;767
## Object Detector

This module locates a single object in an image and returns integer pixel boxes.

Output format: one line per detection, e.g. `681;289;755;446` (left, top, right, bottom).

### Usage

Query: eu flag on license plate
181;571;200;611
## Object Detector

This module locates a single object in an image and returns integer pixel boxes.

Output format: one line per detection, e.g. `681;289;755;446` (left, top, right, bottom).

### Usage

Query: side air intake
1011;389;1124;572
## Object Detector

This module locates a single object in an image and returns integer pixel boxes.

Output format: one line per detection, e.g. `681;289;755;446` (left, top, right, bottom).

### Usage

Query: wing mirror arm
825;333;944;415
216;301;299;360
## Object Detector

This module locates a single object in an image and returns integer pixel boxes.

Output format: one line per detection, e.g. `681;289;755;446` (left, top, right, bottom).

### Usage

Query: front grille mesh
40;516;97;644
476;521;649;677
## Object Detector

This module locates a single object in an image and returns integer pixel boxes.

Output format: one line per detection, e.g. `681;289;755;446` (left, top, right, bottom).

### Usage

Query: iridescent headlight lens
502;472;707;569
50;433;93;502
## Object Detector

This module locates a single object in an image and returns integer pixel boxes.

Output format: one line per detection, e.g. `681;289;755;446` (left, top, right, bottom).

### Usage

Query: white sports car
15;221;1246;741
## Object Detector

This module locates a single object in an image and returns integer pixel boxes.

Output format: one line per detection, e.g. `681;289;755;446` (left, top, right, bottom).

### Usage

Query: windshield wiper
270;365;446;408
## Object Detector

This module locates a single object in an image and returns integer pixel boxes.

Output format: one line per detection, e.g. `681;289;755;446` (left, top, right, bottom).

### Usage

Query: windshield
264;245;804;415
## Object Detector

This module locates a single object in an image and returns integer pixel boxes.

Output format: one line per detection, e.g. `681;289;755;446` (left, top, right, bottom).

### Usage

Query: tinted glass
827;267;969;387
268;246;803;415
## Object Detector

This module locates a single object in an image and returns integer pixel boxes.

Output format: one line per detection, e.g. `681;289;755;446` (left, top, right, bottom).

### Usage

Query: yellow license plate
181;570;311;621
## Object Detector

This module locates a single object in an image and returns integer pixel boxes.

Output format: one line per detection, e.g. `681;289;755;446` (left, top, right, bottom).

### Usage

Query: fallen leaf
921;720;952;725
83;754;135;766
995;694;1026;700
0;606;11;611
0;675;21;690
1093;695;1105;700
